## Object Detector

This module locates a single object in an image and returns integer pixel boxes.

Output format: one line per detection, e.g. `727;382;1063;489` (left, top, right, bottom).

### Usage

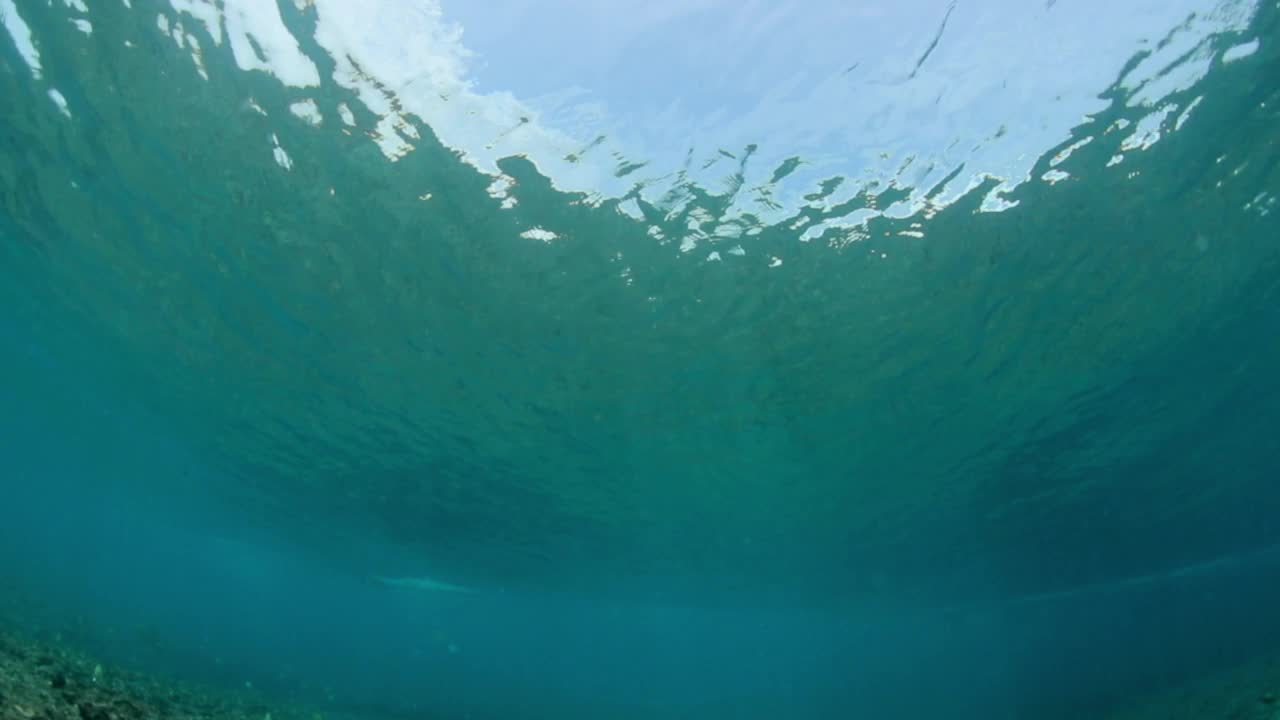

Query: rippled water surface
2;1;1279;717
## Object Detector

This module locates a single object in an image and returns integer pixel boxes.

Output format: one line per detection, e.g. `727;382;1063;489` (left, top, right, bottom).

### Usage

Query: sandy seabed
0;625;333;720
4;606;1280;720
1100;655;1280;720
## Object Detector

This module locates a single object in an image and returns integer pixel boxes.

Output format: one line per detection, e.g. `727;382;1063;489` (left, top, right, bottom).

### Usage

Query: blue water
2;1;1280;717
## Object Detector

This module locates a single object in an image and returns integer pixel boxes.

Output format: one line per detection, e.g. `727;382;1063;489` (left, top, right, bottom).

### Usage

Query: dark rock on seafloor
78;702;112;720
112;698;143;719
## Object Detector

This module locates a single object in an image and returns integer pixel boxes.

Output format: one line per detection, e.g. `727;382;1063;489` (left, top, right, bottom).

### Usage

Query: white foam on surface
295;1;1255;224
270;133;294;170
1223;38;1260;62
289;99;323;126
169;0;320;86
519;227;559;242
337;102;356;126
48;88;70;117
169;0;222;45
1042;169;1070;184
1175;96;1204;131
186;33;208;80
226;1;320;86
87;0;1264;236
0;0;42;79
1050;137;1094;168
1121;105;1178;152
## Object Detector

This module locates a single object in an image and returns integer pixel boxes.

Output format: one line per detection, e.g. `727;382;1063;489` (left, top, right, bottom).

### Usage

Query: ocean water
1;0;1279;717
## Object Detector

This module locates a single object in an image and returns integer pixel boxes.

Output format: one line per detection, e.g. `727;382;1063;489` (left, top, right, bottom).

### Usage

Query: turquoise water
2;0;1279;717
